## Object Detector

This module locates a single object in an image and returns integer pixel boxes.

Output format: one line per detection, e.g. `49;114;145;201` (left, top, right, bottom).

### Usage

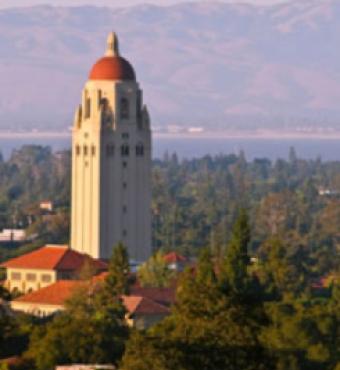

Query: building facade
71;32;152;262
1;244;107;294
11;279;172;329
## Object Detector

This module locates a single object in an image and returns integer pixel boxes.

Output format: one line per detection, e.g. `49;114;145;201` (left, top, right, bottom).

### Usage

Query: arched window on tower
97;90;102;108
120;97;129;120
121;144;129;157
84;90;91;119
136;143;144;157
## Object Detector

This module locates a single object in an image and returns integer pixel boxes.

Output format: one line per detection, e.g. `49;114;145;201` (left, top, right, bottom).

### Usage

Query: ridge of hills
0;0;339;132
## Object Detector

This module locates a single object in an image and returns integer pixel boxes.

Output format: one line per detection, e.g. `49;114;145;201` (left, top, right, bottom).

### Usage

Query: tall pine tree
105;242;131;296
221;208;251;297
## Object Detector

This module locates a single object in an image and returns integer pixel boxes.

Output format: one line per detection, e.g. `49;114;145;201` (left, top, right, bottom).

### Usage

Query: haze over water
0;137;339;161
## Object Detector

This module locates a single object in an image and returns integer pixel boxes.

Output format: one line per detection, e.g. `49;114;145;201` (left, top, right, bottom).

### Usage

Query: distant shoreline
0;131;340;140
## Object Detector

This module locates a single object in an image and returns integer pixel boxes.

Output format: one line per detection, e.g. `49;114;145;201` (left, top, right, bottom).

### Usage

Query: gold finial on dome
106;32;119;57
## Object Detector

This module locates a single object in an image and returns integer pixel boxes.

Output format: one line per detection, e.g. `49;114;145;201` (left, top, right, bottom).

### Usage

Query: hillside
0;0;339;131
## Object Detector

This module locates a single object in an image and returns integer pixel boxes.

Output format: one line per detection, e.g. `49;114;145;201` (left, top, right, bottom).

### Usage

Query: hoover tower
71;32;152;261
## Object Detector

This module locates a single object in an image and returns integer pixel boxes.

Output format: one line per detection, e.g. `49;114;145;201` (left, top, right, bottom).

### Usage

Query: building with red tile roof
122;295;170;329
163;252;188;272
11;280;81;316
11;278;172;329
1;245;107;294
130;285;175;307
163;252;187;263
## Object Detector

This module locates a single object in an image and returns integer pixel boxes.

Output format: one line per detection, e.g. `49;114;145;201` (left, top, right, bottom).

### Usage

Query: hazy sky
0;0;290;9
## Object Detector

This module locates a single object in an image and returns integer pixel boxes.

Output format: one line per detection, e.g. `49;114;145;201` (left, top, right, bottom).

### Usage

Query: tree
27;281;129;370
122;243;271;370
196;247;216;286
0;286;11;300
26;210;69;245
261;298;339;370
138;250;174;288
259;238;309;299
221;209;251;297
0;312;33;360
121;332;181;370
27;243;132;370
105;242;131;296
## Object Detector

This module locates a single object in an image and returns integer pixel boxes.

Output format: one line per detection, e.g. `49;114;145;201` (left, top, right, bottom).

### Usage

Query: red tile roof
14;280;81;306
163;252;187;263
130;285;176;307
1;245;107;271
13;280;171;317
92;271;109;282
122;295;170;316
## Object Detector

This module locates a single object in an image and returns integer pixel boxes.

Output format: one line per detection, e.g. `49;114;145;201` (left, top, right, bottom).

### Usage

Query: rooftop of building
89;32;136;82
0;244;107;271
122;295;170;316
13;279;172;316
163;252;187;264
14;280;80;306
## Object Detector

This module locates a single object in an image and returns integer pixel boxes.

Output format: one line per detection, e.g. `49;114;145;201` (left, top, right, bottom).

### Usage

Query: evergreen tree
259;238;310;299
196;247;216;286
105;242;131;296
221;209;251;297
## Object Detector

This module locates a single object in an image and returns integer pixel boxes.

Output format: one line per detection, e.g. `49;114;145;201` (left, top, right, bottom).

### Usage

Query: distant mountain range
0;0;339;132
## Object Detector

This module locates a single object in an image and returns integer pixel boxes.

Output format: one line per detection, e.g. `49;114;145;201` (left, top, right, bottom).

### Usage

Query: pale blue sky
0;0;290;9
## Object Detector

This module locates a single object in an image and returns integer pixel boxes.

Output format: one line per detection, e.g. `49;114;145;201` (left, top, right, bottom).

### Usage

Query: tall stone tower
71;32;152;262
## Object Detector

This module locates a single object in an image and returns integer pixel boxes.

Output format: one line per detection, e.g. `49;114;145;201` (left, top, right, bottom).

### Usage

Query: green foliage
0;147;339;281
0;147;339;369
123;213;271;370
0;285;11;300
27;283;129;370
259;238;310;299
25;210;69;245
196;247;216;286
25;242;133;370
261;299;339;370
138;250;174;288
105;242;131;296
221;209;251;296
0;312;34;359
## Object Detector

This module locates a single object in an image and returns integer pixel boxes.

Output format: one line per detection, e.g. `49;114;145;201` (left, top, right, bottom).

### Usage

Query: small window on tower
91;145;96;156
76;145;81;156
136;143;144;157
122;161;127;168
84;145;88;156
123;229;127;237
123;205;127;213
123;182;127;189
121;98;129;119
121;145;129;157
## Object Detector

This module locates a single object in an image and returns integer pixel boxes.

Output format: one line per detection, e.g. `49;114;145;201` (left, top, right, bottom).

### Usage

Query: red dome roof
89;56;136;81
